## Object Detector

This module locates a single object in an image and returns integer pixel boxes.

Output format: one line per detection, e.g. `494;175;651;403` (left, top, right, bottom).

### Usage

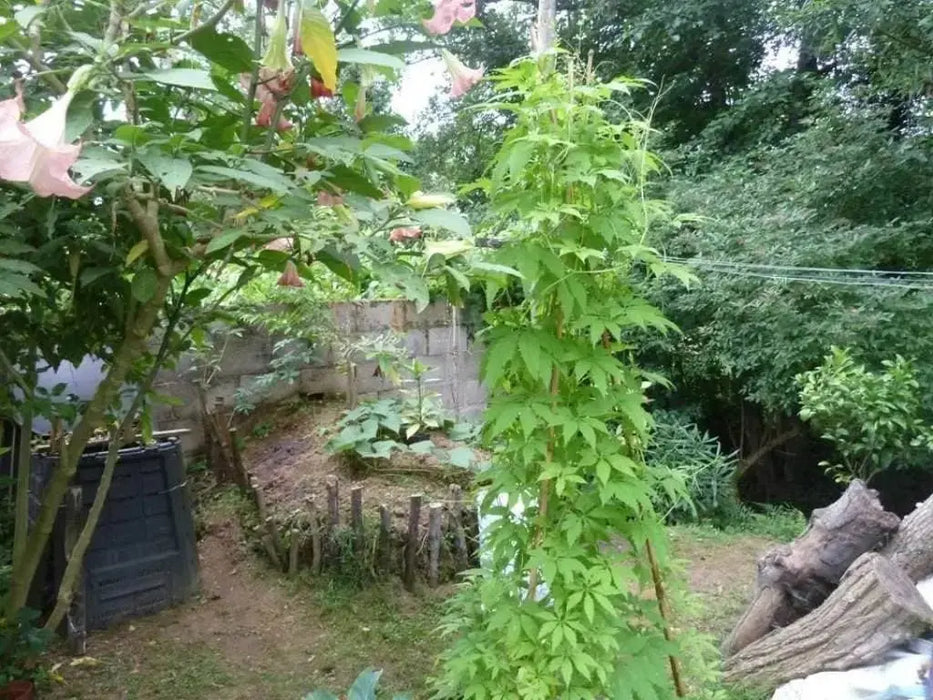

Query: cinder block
217;331;273;376
300;367;347;396
403;329;428;356
353;361;393;394
204;379;238;411
238;373;298;405
414;302;451;329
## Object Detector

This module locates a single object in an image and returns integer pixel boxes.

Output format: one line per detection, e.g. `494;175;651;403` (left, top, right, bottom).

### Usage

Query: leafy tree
797;347;933;484
0;0;477;628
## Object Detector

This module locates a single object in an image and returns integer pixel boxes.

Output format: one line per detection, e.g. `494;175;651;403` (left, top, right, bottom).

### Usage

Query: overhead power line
663;256;933;291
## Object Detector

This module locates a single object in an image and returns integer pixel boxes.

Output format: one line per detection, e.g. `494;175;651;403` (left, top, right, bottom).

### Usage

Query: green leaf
205;230;245;255
301;7;338;91
141;68;218;91
413;209;471;237
338;47;405;72
125;240;149;266
0;274;42;297
197;165;291;193
138;152;193;191
131;269;158;302
448;446;474;468
188;27;254;72
347;668;382;700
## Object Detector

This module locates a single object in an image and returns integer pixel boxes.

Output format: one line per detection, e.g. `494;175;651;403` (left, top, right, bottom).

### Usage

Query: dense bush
647;410;742;525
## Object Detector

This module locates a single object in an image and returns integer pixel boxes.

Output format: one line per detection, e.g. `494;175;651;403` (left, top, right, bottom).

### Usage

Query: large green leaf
347;668;382;700
131;269;158;302
337;47;405;72
197;165;292;193
138;152;193;191
188;27;254;73
142;68;217;91
413;209;472;237
300;7;338;91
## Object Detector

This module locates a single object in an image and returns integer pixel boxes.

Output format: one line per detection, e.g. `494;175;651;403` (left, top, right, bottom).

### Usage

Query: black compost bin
31;440;199;629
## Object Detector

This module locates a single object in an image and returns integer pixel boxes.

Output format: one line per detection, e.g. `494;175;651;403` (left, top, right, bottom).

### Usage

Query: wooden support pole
351;485;364;552
378;504;392;572
449;484;469;571
63;486;87;656
404;494;422;591
251;477;283;570
326;475;339;529
228;427;250;492
428;503;442;587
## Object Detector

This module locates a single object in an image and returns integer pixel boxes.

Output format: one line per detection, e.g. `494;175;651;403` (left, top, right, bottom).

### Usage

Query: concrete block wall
153;301;485;454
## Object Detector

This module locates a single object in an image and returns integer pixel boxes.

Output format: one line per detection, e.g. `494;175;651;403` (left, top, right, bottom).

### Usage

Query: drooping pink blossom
264;237;293;252
440;50;485;99
317;190;344;207
0;86;91;199
423;0;475;35
241;68;294;131
389;227;422;243
277;260;305;287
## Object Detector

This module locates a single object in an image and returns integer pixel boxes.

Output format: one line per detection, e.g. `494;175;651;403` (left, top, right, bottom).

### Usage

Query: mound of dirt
240;399;475;530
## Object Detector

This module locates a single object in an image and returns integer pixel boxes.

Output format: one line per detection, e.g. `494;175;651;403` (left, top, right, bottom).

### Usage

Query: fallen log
723;480;900;656
723;553;933;689
882;492;933;581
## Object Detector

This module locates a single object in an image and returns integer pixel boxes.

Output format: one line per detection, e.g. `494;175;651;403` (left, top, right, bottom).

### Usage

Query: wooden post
228;427;250;492
308;498;323;575
252;477;283;570
63;486;87;656
326;475;339;528
378;504;392;572
428;503;442;587
288;532;300;577
448;484;469;571
351;485;364;552
404;494;422;591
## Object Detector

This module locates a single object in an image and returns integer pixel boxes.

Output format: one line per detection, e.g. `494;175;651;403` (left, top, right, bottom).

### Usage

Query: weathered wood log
882;492;933;581
723;480;900;656
404;494;422;591
308;498;323;575
723;553;933;689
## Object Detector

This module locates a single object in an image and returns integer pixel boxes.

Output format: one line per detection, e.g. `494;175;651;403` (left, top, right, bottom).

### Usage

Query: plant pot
0;680;34;700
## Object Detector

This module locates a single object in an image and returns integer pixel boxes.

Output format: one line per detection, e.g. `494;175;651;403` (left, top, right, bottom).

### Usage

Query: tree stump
882;492;933;581
723;553;933;689
723;480;900;656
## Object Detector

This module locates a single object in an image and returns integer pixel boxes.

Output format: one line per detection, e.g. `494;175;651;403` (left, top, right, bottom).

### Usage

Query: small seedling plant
305;667;410;700
434;55;690;699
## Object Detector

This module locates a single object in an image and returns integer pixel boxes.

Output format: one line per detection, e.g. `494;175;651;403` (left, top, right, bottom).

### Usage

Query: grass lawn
44;491;790;699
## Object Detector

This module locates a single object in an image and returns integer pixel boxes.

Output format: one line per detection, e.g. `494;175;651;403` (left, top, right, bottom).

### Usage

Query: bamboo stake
646;539;687;697
378;504;392;572
449;484;469;571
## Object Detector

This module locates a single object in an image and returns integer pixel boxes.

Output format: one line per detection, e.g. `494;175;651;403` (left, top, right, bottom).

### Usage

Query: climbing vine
433;55;688;699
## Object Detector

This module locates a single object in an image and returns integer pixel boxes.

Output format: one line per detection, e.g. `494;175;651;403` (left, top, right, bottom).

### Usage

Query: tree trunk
882;492;933;581
6;273;172;617
723;553;933;689
723;480;900;656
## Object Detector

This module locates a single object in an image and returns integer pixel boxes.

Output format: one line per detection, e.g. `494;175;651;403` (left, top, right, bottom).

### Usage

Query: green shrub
797;346;933;483
0;608;51;685
647;410;742;525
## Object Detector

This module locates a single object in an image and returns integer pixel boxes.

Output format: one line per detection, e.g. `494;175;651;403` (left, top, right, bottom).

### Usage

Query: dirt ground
47;497;448;699
241;399;473;530
45;507;776;699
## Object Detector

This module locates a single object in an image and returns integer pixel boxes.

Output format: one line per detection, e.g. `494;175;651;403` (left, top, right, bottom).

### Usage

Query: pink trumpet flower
389;227;422;243
441;50;485;98
277;260;305;287
0;84;91;199
423;0;475;35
